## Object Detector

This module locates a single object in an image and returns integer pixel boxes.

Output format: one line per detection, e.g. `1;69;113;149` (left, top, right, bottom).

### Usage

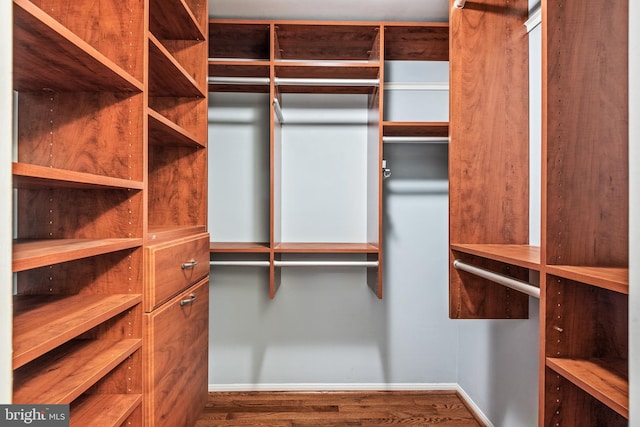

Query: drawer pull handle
181;260;198;269
180;294;197;306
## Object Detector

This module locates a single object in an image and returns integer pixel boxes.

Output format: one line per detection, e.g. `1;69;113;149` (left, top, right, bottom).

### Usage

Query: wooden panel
17;92;144;181
545;276;628;361
210;242;271;253
275;62;380;79
144;233;210;311
26;0;145;82
544;368;628;426
208;61;270;77
13;0;143;91
275;23;380;61
149;0;204;40
450;252;529;319
274;242;380;253
448;0;529;319
13;338;141;404
547;357;628;418
13;294;141;369
147;145;207;229
384;24;449;61
209;21;271;60
382;121;448;137
544;0;628;267
367;85;382;298
144;279;209;427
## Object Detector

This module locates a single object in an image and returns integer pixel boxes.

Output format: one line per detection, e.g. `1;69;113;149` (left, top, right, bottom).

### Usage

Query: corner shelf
546;357;628;419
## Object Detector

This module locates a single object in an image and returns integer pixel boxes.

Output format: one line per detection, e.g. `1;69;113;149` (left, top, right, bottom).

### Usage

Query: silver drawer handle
181;260;198;269
180;293;197;306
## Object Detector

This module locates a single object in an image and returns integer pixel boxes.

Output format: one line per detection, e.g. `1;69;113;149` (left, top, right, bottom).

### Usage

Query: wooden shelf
13;238;143;272
546;265;628;294
149;0;204;41
210;242;271;253
450;244;541;270
209;20;271;61
148;34;204;97
13;338;141;404
382;121;448;137
12;162;144;191
384;24;449;61
546;357;628;419
274;242;380;253
148;109;205;148
71;393;142;427
13;0;142;92
147;225;208;243
13;294;142;369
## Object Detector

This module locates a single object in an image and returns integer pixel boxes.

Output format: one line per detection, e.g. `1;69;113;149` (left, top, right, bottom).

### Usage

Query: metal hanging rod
274;78;380;87
453;259;540;299
273;98;285;123
273;260;379;268
383;136;450;144
208;76;271;85
210;260;271;267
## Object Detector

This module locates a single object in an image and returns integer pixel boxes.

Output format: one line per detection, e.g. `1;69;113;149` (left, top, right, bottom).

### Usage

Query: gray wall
207;62;459;388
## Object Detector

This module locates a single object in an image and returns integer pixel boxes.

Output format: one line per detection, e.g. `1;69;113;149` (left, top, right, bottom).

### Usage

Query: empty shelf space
13;238;143;272
12;162;144;191
274;242;380;253
13;338;141;404
383;121;448;137
450;243;541;270
547;357;628;419
384;24;449;61
546;265;629;294
149;0;204;40
13;0;142;92
210;242;271;253
13;293;142;369
71;393;142;427
209;21;271;61
148;34;204;97
148;109;205;148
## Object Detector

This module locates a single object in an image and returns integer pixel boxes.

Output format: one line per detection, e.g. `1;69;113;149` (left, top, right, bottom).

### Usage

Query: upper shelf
384;24;449;61
209;21;271;61
383;122;449;137
149;0;205;41
450;243;541;271
274;242;380;254
546;265;629;294
13;0;142;92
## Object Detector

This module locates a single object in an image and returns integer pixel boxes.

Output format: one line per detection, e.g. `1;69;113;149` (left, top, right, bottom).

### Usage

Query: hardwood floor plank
195;391;484;426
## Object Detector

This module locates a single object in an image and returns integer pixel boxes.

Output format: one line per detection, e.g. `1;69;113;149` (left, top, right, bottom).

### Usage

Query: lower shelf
13;338;141;404
71;393;142;427
546;357;628;419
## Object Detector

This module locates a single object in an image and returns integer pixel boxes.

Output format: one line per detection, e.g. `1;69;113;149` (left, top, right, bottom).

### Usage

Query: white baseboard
208;382;493;426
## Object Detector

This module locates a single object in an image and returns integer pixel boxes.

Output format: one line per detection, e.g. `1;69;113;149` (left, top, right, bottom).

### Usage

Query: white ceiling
208;0;450;22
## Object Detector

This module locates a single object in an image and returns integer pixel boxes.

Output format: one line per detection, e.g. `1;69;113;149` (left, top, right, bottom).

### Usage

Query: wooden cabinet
448;0;629;424
144;278;209;427
208;20;448;299
12;0;208;425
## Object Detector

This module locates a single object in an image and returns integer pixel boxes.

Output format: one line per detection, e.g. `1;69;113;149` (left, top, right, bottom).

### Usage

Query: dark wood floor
195;390;484;426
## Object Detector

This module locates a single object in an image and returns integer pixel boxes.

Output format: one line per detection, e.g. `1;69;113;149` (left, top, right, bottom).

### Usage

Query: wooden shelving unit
208;20;448;300
448;0;629;424
12;0;209;424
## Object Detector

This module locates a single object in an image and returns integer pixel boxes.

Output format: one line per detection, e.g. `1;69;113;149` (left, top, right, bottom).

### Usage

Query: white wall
456;5;542;426
0;0;12;403
629;0;639;424
207;63;459;388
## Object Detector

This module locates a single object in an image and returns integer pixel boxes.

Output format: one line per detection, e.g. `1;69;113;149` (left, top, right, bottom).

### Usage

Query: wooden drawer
145;232;209;311
144;278;209;427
